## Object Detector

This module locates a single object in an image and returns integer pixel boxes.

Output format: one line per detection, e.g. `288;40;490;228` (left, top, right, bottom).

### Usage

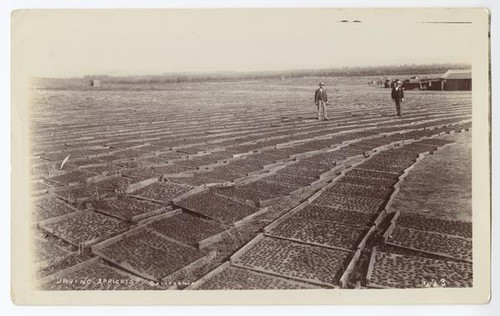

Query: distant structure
402;76;422;90
421;78;444;91
89;79;101;87
393;70;472;91
441;69;472;91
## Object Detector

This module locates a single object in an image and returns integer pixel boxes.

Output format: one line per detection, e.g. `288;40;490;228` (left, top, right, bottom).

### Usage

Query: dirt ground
388;131;472;222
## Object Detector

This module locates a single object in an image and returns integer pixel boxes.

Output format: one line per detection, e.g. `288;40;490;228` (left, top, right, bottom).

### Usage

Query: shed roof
441;69;472;79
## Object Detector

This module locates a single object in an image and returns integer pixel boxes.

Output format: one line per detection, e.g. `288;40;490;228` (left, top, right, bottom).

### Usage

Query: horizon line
35;62;472;80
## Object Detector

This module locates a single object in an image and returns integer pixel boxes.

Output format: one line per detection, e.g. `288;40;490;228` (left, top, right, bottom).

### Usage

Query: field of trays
29;75;472;290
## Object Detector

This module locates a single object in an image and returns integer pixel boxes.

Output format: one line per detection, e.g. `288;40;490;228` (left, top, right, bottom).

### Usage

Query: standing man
391;79;404;117
314;82;329;121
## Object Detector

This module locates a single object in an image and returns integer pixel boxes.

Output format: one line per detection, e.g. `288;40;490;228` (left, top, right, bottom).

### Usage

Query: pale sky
12;9;478;77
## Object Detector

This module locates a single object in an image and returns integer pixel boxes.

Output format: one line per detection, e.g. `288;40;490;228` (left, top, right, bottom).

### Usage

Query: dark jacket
315;88;328;103
391;87;404;100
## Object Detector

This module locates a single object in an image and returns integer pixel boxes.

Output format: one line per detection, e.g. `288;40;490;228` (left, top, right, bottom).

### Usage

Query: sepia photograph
9;7;491;305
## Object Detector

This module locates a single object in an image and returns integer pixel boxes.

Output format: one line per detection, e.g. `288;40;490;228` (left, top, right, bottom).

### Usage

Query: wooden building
402;78;423;90
441;69;472;91
422;79;445;91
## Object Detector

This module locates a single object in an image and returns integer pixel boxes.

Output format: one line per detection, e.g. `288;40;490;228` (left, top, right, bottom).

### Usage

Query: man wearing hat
391;79;404;117
314;82;329;121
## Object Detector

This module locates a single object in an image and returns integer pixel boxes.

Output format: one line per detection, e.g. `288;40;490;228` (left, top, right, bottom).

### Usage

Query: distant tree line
35;63;470;87
83;63;469;84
